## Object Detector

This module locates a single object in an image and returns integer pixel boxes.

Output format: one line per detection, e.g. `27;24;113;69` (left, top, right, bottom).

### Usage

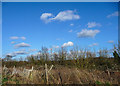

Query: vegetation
3;45;120;70
2;44;120;84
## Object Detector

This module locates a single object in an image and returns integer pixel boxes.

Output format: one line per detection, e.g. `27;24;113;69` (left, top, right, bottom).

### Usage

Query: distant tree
26;55;35;63
78;49;86;59
53;53;59;61
58;47;67;65
113;51;120;60
98;49;109;58
86;50;93;58
39;47;49;62
19;56;23;61
4;55;12;61
113;44;120;63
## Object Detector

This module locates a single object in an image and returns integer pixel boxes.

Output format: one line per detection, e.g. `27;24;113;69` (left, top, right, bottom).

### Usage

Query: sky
2;2;119;59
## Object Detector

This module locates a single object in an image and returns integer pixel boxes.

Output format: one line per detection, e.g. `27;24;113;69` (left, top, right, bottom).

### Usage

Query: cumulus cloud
40;10;80;23
107;11;118;18
14;50;28;55
62;41;74;47
89;43;98;47
5;49;38;57
6;50;28;57
77;29;100;38
10;36;19;40
20;37;26;40
87;22;101;28
68;30;73;33
14;42;31;48
70;23;74;26
10;36;26;40
108;40;114;43
51;10;80;21
40;13;53;23
11;41;16;44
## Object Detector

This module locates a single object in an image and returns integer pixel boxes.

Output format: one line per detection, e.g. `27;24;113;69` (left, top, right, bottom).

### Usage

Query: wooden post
12;66;17;75
45;63;48;84
27;66;34;79
3;65;7;76
44;64;54;84
48;65;53;74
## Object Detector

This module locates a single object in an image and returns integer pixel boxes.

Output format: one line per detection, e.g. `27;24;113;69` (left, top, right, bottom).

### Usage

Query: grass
2;64;120;85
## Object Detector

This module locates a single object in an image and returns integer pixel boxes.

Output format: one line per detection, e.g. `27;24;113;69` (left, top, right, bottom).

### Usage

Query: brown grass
2;65;120;85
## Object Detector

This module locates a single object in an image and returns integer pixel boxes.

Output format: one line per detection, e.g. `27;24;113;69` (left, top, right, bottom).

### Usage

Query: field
2;57;120;85
2;46;120;85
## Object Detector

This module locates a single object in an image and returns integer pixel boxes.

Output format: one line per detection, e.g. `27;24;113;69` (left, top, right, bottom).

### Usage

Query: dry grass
2;65;120;85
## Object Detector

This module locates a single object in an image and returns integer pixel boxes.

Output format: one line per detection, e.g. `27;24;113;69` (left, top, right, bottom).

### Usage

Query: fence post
45;63;48;84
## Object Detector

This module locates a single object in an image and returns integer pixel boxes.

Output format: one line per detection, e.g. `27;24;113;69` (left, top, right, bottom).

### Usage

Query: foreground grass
2;57;120;85
2;65;120;85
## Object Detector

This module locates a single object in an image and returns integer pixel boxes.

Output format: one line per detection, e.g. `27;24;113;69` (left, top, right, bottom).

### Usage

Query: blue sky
2;2;118;59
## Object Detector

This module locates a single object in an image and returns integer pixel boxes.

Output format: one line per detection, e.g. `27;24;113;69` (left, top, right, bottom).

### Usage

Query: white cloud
87;22;101;28
20;37;26;40
10;36;26;40
40;13;53;23
89;43;98;47
70;23;74;26
14;50;28;55
11;41;16;44
108;40;114;43
68;29;73;33
10;36;19;40
107;11;118;18
6;50;28;57
77;29;100;38
40;10;80;23
52;10;80;21
14;42;31;48
62;41;74;47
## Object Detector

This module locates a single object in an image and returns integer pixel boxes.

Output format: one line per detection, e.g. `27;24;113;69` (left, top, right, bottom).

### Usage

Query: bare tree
78;48;86;59
86;50;96;58
98;48;109;58
41;46;49;62
58;47;67;65
53;53;59;61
